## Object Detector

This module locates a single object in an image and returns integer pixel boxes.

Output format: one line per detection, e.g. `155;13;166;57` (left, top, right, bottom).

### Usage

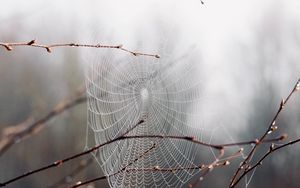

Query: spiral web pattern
85;49;216;187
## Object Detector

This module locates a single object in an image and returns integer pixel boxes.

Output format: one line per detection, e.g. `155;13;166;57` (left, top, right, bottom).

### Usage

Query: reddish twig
0;85;86;156
46;157;94;188
231;138;300;187
71;143;157;188
230;79;300;187
0;39;160;58
0;129;287;187
0;119;145;187
72;148;243;188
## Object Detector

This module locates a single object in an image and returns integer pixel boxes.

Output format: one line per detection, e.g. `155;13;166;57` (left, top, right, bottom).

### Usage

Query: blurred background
0;0;300;187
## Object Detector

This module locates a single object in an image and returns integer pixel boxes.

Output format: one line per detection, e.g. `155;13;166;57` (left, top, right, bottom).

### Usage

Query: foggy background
0;0;300;187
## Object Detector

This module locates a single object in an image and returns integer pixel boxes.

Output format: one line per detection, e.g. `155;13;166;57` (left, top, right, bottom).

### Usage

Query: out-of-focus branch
0;39;160;58
0;85;86;156
230;79;300;187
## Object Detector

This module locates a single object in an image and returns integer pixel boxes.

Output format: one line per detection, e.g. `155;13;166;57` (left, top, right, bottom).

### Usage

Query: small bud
224;161;230;166
27;39;36;45
279;134;288;141
270;143;275;151
199;164;205;170
270;126;278;131
280;99;285;109
295;80;300;91
153;166;160;170
155;54;160;58
245;165;251;170
46;47;51;53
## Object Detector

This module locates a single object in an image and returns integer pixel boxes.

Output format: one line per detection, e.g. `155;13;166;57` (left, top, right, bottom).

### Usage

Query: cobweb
85;48;219;187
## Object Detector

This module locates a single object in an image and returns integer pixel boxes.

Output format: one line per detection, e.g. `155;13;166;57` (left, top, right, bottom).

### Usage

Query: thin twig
72;148;243;188
0;129;286;187
231;138;300;187
0;40;160;58
0;120;145;187
0;85;86;156
46;157;94;188
230;79;300;187
70;143;157;188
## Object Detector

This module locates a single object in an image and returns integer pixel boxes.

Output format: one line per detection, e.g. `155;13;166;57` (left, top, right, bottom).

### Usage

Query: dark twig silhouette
230;79;300;187
0;128;288;187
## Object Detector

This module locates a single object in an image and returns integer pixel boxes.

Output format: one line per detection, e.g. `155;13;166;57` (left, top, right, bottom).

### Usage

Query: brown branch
0;119;145;187
121;134;288;149
46;157;94;188
0;128;287;187
230;79;300;187
230;138;300;187
0;39;160;58
72;148;243;188
0;85;86;156
71;143;157;188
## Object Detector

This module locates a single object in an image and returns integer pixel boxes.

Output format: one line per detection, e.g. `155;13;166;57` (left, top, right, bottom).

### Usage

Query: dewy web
85;49;218;187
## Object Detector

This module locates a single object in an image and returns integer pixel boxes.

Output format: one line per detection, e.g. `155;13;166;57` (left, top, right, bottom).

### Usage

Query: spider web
85;48;219;187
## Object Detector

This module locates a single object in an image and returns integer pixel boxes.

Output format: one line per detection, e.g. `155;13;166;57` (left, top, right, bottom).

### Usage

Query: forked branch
230;79;300;187
0;129;287;187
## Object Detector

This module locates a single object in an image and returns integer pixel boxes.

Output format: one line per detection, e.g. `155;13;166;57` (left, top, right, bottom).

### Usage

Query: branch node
279;133;288;141
27;40;36;45
3;44;13;51
46;47;52;53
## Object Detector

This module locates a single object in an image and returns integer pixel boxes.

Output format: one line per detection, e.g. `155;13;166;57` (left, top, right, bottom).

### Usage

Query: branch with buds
0;40;160;58
230;79;300;187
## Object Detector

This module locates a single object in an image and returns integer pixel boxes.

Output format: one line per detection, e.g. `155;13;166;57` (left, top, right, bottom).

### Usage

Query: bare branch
46;157;94;188
231;138;300;187
72;148;243;188
0;85;86;156
230;79;300;187
0;40;160;58
71;143;157;188
0;129;286;187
